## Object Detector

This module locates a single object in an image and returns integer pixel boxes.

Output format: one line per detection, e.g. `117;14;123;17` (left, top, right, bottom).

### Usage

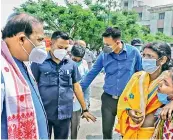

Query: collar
12;57;30;73
13;57;24;68
119;41;127;54
110;41;127;55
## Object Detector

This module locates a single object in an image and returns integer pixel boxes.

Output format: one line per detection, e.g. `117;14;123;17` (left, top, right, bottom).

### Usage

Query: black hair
2;13;42;39
131;38;143;46
102;27;121;39
51;31;69;40
71;45;85;58
143;42;172;72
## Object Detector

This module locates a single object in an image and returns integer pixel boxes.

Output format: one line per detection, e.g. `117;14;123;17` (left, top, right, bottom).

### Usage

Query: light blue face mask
76;61;82;67
142;58;160;74
157;93;170;104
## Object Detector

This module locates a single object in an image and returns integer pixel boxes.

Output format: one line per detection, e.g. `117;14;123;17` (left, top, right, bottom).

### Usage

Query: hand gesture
128;109;144;124
82;111;97;122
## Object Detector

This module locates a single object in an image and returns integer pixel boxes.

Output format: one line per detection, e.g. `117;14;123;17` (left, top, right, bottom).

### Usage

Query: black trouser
70;109;81;139
48;118;71;139
101;92;119;139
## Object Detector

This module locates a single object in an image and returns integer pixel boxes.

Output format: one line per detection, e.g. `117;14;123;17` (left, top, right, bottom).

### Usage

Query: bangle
126;108;131;116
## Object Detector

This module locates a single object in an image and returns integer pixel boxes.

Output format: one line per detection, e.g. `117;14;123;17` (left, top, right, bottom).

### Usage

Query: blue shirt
31;53;81;120
80;43;142;96
1;58;48;139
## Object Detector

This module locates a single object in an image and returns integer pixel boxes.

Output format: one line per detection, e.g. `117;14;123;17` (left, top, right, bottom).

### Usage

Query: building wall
157;19;164;28
150;13;158;35
138;6;150;25
133;6;150;26
164;11;173;36
121;0;173;37
121;0;140;10
142;6;150;21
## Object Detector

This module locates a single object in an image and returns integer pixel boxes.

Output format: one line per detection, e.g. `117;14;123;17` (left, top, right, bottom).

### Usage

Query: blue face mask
142;58;159;74
157;93;170;104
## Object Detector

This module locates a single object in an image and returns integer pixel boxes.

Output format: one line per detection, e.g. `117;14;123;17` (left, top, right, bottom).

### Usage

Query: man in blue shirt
1;13;48;139
80;27;142;139
31;31;96;139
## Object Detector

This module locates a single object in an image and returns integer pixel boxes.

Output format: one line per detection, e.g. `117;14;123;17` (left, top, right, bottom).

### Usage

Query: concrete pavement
78;73;121;139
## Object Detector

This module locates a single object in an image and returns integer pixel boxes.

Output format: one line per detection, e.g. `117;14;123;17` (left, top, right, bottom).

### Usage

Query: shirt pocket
59;70;72;87
39;71;58;86
121;60;135;76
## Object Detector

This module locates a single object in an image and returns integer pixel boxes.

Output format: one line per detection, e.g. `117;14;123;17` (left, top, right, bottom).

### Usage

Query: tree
15;0;106;49
14;0;173;50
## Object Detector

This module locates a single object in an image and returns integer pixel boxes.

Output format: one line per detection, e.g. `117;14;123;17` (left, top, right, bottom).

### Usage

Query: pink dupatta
1;41;39;139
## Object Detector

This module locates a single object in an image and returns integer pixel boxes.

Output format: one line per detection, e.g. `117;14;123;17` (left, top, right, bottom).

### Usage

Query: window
124;2;128;7
158;28;164;33
138;12;142;19
159;13;165;20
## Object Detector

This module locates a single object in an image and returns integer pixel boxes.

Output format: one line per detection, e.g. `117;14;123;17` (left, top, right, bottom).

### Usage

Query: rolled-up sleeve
72;63;82;84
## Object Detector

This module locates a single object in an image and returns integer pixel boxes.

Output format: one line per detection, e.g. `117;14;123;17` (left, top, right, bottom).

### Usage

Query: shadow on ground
86;135;102;139
91;109;102;118
85;133;122;140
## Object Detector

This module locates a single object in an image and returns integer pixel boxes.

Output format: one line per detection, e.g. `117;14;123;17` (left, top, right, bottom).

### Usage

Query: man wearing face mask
83;46;95;70
131;38;143;52
1;13;48;139
74;40;91;108
70;44;90;139
31;31;96;139
80;27;142;139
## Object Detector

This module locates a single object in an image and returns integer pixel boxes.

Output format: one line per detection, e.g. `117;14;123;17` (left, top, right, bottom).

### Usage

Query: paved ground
78;73;121;139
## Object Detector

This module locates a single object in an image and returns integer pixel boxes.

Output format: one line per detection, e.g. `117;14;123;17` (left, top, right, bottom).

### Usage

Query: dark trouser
101;93;119;139
48;118;71;139
70;109;81;139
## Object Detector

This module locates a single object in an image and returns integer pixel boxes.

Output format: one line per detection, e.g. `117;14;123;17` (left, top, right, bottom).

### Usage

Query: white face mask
22;36;47;64
53;49;67;61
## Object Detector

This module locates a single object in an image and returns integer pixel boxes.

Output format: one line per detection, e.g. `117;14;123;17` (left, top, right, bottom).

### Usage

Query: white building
121;0;173;37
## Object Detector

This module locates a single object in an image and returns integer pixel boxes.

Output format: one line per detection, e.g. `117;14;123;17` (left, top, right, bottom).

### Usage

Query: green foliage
14;0;173;50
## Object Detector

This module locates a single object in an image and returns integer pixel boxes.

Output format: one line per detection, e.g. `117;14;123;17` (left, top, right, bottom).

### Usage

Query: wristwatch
81;109;89;115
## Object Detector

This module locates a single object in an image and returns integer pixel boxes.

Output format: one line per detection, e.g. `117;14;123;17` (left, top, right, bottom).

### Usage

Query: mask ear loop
20;44;30;56
25;36;36;48
156;56;164;65
20;44;32;65
111;39;119;52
